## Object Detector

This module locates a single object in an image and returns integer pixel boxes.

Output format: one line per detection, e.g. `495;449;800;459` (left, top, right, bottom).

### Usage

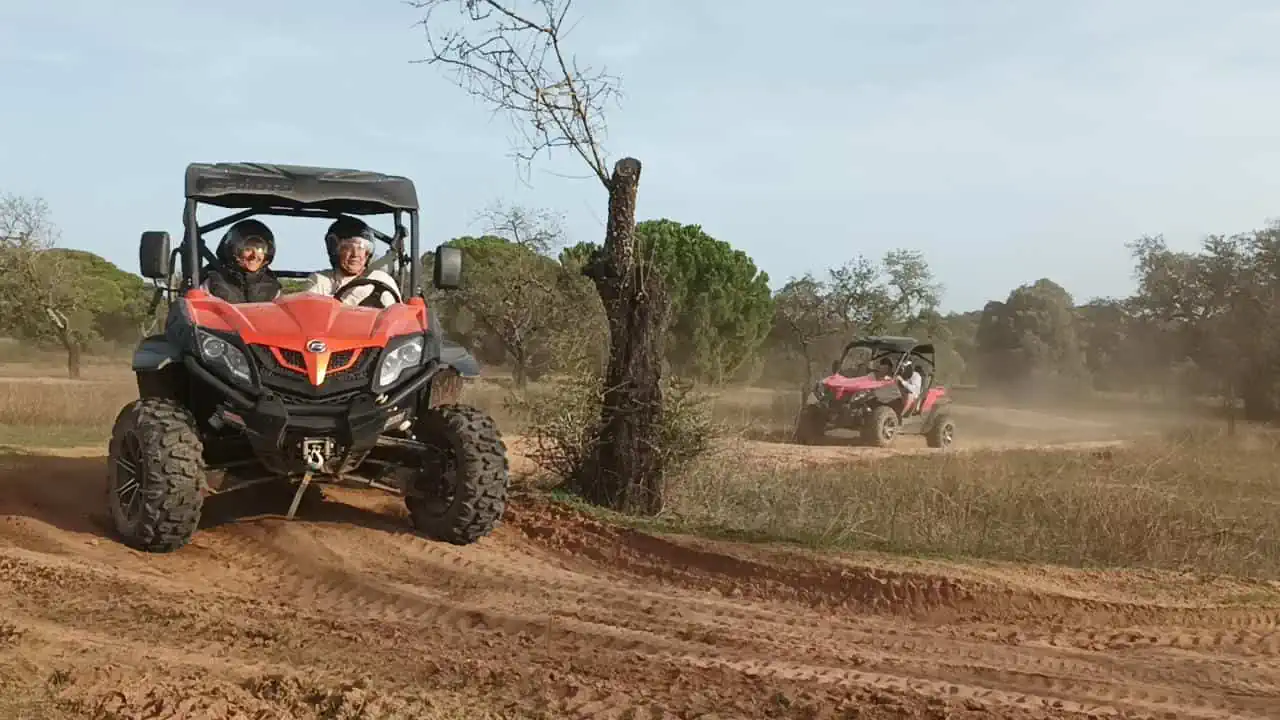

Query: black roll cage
172;200;421;298
837;338;937;378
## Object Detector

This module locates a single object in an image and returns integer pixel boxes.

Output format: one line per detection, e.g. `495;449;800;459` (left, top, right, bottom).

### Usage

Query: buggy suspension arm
286;472;312;520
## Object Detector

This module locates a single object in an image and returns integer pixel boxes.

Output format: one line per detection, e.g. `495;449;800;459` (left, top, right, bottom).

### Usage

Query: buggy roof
184;162;419;214
848;335;935;355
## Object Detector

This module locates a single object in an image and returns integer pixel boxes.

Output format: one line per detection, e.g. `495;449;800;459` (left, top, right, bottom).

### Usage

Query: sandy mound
0;449;1276;718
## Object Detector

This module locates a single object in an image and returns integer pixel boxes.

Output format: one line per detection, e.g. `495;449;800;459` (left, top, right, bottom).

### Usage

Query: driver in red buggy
898;359;924;414
301;216;401;308
878;356;924;414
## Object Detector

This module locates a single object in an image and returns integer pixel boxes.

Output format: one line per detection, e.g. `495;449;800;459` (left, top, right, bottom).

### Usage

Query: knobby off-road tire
863;405;899;448
106;397;205;553
794;404;827;445
926;412;956;449
407;403;509;545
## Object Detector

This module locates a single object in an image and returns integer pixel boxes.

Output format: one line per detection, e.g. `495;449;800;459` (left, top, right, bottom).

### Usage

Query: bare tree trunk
512;355;528;389
580;158;670;515
44;307;81;379
796;350;814;407
428;368;462;407
65;341;81;380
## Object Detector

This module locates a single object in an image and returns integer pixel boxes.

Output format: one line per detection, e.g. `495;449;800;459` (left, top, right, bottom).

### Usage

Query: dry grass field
0;349;1279;718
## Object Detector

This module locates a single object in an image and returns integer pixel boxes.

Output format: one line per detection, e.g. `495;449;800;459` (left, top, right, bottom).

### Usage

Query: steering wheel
333;277;404;308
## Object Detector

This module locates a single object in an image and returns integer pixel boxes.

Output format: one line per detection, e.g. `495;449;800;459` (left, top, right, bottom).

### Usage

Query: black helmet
898;359;914;379
216;219;275;268
324;216;376;268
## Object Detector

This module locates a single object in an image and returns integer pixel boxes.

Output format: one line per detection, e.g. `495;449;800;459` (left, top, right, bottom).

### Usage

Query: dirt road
2;450;1279;719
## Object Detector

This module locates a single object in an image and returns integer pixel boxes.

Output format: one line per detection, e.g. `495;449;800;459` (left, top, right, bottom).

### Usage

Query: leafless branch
471;199;567;253
0;193;60;250
409;0;620;189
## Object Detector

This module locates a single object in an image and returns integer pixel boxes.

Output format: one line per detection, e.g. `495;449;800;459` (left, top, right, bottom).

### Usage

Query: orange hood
182;289;429;385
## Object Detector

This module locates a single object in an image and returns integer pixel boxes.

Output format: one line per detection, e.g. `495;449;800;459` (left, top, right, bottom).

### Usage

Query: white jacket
900;370;922;396
302;268;401;307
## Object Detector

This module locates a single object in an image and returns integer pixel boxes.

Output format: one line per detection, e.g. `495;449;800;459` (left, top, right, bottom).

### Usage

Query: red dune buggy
109;162;506;553
795;335;955;449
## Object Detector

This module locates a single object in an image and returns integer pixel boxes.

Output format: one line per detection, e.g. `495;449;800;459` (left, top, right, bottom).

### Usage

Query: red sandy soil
1;448;1279;719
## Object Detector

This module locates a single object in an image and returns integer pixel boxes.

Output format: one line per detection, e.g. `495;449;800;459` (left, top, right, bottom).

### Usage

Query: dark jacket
203;220;282;303
204;264;282;304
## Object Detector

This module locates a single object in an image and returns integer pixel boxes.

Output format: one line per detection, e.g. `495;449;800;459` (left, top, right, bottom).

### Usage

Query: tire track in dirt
500;498;1279;719
10;526;1272;719
510;496;1280;633
1;452;1279;718
379;524;1280;714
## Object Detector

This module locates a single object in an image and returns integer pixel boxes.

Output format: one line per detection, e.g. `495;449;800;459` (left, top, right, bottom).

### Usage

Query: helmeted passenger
201;219;282;303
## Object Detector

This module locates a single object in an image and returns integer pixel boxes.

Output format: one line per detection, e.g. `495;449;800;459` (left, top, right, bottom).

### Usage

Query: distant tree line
0;193;156;377
430;204;1280;424
6;187;1278;423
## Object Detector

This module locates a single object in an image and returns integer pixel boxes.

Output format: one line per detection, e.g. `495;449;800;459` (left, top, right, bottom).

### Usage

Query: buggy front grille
250;345;378;380
248;344;381;399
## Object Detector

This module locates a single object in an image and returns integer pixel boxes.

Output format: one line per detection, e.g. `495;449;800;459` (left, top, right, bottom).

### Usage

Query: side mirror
433;244;462;290
139;231;171;280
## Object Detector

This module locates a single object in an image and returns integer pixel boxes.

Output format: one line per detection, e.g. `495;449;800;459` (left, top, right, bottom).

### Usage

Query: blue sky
4;0;1280;313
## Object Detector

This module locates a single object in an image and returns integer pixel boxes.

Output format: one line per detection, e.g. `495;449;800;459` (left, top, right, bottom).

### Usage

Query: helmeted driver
302;216;401;307
201;219;282;303
877;357;895;379
897;359;923;413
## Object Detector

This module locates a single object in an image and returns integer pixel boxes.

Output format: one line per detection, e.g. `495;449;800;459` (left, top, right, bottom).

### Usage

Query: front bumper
185;355;439;461
808;393;877;430
232;391;394;456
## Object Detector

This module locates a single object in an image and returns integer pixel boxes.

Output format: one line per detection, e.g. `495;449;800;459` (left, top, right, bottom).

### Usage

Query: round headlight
201;335;226;358
400;340;423;365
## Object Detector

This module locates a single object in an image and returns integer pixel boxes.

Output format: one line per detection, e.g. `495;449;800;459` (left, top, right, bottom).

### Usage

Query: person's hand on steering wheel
333;277;403;308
